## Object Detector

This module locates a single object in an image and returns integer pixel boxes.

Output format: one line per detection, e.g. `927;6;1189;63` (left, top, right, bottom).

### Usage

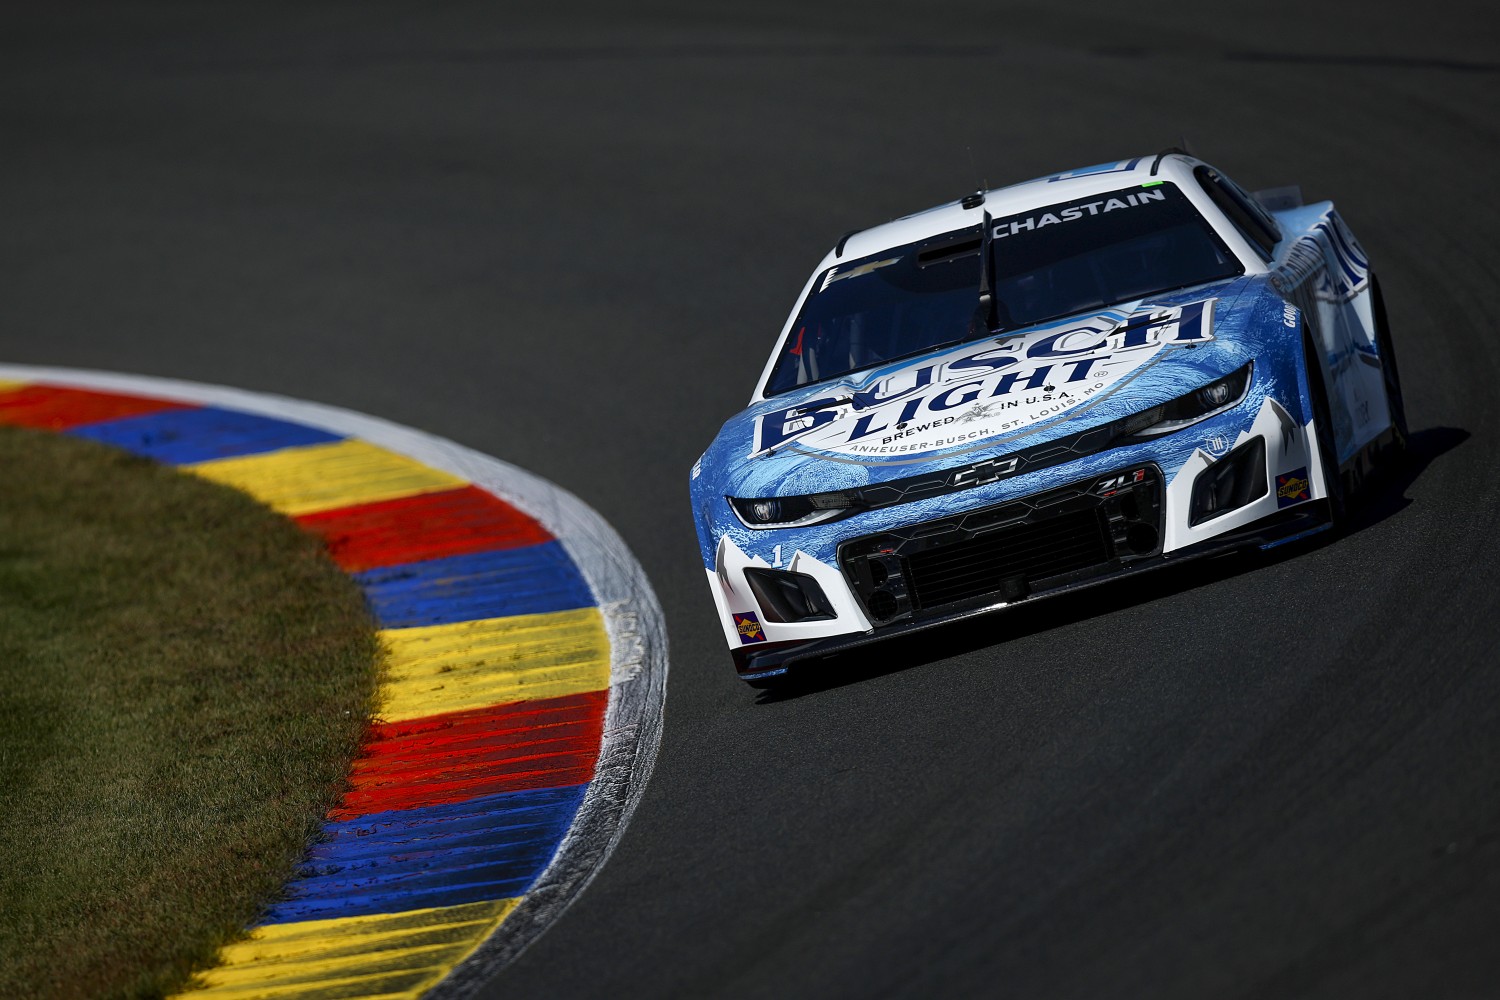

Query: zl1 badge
1276;467;1311;508
734;612;767;644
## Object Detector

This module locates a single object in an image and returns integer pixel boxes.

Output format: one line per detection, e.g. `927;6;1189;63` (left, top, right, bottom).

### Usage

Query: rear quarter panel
1269;202;1393;463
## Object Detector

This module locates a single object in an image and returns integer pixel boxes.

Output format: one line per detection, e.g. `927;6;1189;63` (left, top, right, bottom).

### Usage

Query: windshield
764;182;1243;396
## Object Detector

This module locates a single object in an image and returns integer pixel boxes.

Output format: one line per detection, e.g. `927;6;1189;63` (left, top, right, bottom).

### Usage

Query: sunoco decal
734;612;767;644
753;298;1216;458
1276;467;1311;508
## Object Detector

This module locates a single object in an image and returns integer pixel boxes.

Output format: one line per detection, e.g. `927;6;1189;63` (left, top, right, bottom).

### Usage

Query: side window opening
1223;174;1283;240
1195;165;1280;260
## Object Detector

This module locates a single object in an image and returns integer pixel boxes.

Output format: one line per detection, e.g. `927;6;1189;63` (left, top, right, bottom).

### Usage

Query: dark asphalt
5;4;1499;997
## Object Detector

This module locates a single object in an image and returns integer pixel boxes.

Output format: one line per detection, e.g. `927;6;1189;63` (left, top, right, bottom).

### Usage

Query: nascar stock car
690;150;1406;686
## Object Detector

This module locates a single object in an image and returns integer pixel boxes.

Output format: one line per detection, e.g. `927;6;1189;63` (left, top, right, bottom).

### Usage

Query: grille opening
867;590;899;620
1126;523;1159;554
841;464;1164;623
906;509;1110;610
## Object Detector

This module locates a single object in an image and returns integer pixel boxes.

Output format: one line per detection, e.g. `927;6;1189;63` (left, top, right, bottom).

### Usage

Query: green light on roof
1141;181;1164;187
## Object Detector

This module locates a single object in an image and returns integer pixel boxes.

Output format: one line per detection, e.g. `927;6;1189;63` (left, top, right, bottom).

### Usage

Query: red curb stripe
296;485;554;573
0;384;193;430
328;690;607;821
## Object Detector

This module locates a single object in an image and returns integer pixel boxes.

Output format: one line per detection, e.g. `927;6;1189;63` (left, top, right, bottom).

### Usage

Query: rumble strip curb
0;364;668;998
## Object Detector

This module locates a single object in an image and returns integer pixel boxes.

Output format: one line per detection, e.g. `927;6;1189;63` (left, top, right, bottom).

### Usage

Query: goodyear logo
734;612;766;644
1276;467;1310;508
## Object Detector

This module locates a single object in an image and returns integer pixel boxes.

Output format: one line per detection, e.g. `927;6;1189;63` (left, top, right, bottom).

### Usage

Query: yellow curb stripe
379;606;611;721
186;439;466;516
183;899;517;998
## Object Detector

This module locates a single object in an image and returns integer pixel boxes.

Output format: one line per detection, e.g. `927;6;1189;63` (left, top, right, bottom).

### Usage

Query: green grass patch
0;425;381;1000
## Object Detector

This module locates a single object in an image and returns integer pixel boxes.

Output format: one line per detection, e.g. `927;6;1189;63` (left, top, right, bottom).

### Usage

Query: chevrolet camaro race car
690;151;1406;686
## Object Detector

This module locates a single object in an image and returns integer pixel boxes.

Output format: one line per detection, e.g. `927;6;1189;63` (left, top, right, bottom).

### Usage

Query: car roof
828;153;1203;267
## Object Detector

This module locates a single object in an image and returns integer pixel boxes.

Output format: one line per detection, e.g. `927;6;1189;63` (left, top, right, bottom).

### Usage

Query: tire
1303;330;1348;527
1370;275;1409;459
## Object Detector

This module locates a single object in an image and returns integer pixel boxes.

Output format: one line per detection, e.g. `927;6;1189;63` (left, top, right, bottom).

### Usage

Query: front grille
840;464;1164;625
905;509;1110;609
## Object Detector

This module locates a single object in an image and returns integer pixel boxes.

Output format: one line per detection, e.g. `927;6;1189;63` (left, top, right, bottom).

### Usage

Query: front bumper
704;392;1332;682
728;503;1329;679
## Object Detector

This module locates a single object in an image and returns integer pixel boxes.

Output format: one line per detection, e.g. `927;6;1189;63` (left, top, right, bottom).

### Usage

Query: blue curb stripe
352;542;596;628
261;785;587;924
67;405;343;464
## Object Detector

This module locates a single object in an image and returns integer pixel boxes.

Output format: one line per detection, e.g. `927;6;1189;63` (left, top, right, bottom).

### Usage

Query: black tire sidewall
1371;275;1409;450
1303;328;1347;524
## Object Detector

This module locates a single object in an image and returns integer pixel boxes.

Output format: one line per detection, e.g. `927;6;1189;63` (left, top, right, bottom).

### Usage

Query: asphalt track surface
4;4;1499;998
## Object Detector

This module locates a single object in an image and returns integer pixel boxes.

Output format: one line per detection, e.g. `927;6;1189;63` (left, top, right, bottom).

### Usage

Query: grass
0;424;381;999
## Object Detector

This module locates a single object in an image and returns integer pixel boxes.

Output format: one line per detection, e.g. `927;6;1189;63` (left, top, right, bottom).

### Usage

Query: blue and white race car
690;151;1406;686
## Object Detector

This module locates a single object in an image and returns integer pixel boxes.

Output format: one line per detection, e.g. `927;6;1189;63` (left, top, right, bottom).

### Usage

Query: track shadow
1346;425;1468;532
755;425;1468;703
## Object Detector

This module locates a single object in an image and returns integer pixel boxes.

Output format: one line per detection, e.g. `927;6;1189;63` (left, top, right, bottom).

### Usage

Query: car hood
700;277;1285;500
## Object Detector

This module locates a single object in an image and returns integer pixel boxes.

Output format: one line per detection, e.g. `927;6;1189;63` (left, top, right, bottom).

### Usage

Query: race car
690;150;1406;686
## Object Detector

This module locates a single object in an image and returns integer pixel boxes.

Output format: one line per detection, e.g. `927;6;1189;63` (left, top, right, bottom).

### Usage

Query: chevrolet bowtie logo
950;456;1020;488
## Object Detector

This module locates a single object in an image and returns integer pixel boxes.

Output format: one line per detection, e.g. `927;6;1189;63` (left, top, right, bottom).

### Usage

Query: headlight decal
1126;362;1254;438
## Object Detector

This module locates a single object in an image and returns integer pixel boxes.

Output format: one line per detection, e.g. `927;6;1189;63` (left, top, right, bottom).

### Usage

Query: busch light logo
754;298;1217;458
